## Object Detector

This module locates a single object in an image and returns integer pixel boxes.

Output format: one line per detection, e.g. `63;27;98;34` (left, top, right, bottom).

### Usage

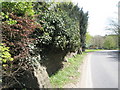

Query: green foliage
86;32;92;47
33;2;51;14
56;2;80;21
79;11;88;51
1;12;17;25
34;8;80;51
2;2;34;16
32;2;81;51
56;2;89;51
1;2;89;88
103;35;118;49
6;18;17;25
1;12;9;19
0;43;13;64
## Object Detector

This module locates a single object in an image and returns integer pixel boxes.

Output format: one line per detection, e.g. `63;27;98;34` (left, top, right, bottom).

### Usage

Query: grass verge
49;49;103;88
85;49;103;53
50;52;87;88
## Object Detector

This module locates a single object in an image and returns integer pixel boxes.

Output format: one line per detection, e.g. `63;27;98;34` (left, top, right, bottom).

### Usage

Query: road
80;50;119;88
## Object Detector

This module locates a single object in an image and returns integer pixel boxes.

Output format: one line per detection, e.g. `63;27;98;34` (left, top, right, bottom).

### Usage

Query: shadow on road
91;50;119;62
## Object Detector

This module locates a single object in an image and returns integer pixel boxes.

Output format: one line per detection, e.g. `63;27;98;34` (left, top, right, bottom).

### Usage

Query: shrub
1;13;42;89
0;43;14;66
2;13;41;60
2;2;34;16
34;9;80;51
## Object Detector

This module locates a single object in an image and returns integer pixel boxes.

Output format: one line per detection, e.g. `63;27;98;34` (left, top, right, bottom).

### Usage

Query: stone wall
2;61;51;89
33;61;51;88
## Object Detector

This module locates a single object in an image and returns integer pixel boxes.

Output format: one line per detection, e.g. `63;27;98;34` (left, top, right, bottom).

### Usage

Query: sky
72;0;119;36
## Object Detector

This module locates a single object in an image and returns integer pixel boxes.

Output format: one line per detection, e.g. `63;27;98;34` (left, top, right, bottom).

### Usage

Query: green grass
50;49;102;88
50;53;87;88
85;49;103;53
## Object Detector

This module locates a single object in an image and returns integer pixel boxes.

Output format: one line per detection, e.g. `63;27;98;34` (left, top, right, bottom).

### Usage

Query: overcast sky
72;0;119;36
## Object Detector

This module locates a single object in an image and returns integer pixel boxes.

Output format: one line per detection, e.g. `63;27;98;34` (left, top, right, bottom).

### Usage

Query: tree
103;35;118;49
106;3;120;48
106;19;120;49
91;35;104;49
107;19;119;35
79;10;88;51
86;32;92;48
56;2;89;52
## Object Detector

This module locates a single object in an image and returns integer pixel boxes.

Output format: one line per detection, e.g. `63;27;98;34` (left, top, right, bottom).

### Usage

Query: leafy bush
1;2;89;88
34;8;80;51
2;2;34;16
56;2;89;51
2;13;41;60
1;13;42;88
0;43;14;66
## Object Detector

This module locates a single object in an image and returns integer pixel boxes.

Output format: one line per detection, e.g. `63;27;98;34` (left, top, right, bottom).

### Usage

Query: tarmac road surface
80;50;119;88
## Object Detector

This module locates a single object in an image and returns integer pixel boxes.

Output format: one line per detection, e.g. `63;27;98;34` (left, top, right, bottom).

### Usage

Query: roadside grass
49;49;102;88
85;49;103;53
50;53;87;88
